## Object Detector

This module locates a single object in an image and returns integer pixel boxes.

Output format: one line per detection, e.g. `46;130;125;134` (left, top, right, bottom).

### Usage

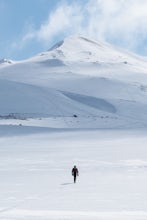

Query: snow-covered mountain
0;58;14;66
0;35;147;128
1;36;147;220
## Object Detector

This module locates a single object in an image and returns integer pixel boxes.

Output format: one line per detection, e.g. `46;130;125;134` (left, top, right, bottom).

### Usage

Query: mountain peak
48;40;64;51
33;35;145;66
48;35;106;51
45;35;128;63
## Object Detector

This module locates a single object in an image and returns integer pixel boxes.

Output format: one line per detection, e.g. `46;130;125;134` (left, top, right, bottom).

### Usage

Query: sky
1;0;147;60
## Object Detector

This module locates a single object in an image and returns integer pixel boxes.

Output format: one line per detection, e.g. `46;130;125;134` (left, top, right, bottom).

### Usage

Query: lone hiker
72;165;79;183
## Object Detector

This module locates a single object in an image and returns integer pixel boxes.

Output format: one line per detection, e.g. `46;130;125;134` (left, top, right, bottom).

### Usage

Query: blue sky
1;0;147;60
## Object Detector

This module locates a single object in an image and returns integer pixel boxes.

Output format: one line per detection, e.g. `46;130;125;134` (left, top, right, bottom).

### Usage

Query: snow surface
0;36;147;219
0;128;147;220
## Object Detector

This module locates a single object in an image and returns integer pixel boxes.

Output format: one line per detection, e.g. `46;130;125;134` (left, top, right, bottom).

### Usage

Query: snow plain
0;36;147;219
0;128;147;220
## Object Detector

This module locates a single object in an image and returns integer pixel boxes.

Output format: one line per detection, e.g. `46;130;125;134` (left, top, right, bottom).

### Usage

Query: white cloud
16;0;147;54
37;3;82;42
82;0;147;51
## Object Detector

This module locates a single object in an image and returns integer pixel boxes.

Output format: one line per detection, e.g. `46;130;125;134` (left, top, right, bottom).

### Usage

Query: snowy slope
0;36;147;128
1;36;147;220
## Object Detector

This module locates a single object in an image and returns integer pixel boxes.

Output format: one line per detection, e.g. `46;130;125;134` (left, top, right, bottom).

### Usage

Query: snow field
0;128;147;219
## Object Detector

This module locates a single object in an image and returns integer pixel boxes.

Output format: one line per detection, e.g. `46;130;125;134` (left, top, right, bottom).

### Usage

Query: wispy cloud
13;0;147;55
37;3;83;43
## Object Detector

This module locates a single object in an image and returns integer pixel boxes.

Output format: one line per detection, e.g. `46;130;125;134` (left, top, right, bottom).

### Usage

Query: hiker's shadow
61;182;73;186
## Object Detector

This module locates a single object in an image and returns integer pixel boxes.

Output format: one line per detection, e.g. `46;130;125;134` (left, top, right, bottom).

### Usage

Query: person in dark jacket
72;165;79;183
